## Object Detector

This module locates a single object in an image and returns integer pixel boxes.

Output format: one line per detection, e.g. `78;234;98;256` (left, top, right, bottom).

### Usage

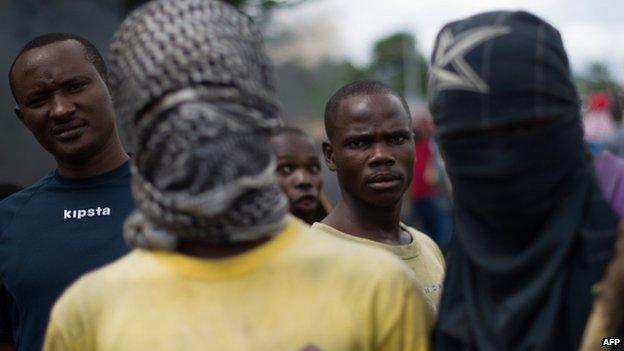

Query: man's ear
322;140;336;172
14;106;24;124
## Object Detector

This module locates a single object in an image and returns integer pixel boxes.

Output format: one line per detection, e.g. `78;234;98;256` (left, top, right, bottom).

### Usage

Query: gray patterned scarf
108;0;287;250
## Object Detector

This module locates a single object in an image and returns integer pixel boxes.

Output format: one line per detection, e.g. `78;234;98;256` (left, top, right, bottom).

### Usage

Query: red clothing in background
411;139;437;200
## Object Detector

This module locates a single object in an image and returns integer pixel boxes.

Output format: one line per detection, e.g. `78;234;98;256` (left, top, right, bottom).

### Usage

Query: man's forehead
336;93;408;122
15;40;90;78
271;133;316;155
334;94;410;133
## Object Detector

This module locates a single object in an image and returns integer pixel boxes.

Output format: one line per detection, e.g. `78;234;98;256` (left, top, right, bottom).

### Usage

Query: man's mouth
294;194;318;211
52;121;87;141
366;172;402;191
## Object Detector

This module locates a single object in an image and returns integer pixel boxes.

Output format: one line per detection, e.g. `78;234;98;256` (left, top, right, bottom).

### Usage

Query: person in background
593;92;624;218
314;79;445;311
410;116;447;248
584;92;617;155
580;221;624;351
269;127;330;224
0;33;133;351
43;1;433;350
428;11;618;351
581;92;624;351
602;91;624;156
593;150;624;218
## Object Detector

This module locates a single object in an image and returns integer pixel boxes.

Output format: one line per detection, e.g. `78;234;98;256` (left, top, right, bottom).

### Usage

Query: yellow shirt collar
143;216;302;280
311;222;423;260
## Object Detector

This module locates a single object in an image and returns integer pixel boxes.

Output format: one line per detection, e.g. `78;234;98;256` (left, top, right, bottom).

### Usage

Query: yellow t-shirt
312;222;445;310
44;217;432;351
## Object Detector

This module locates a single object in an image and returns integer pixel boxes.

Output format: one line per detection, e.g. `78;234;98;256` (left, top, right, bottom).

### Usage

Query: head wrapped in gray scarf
108;0;288;250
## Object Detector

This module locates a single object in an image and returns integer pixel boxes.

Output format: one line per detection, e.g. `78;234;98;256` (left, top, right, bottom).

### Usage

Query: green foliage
275;59;349;122
575;61;620;98
368;32;429;98
339;61;368;83
275;31;431;123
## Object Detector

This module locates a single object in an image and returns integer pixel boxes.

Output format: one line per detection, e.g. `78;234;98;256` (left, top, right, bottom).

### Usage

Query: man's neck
321;194;410;245
56;135;129;179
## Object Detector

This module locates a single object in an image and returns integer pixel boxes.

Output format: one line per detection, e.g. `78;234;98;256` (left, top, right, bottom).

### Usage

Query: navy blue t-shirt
0;162;134;351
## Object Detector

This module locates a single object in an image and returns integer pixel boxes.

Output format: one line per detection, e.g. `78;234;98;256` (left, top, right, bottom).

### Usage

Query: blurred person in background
580;223;624;351
593;91;624;218
593;150;624;218
269;127;330;224
602;91;624;156
584;91;617;155
429;11;618;351
315;79;445;311
0;33;133;351
410;115;450;249
43;1;433;350
583;93;624;346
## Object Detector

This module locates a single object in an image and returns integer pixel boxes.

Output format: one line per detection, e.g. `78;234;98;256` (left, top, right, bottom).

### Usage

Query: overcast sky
269;0;624;82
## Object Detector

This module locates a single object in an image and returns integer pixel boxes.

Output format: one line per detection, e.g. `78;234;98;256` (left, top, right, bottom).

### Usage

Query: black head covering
429;11;617;351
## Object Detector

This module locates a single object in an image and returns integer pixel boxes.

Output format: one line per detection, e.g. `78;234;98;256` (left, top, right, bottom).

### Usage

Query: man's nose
368;143;395;167
49;94;76;120
293;170;312;189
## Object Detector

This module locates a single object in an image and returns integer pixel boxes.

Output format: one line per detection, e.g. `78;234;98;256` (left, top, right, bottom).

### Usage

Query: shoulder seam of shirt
0;176;54;238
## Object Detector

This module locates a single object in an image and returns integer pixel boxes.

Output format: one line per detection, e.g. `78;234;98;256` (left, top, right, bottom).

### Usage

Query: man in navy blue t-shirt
0;33;134;351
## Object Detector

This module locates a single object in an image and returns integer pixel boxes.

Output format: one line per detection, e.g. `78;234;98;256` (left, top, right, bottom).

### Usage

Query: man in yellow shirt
45;217;431;351
43;1;432;350
315;80;445;309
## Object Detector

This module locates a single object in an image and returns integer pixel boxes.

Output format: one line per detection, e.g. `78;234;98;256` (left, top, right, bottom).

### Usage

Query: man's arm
580;223;624;351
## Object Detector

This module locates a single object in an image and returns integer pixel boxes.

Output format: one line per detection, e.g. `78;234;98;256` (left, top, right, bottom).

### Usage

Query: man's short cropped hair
9;33;108;102
324;79;411;139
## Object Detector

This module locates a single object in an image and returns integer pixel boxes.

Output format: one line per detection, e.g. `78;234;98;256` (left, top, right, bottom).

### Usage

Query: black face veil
429;11;617;351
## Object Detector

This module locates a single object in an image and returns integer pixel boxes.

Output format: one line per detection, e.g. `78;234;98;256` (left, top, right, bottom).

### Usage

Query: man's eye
27;96;48;108
347;140;366;149
390;136;407;144
277;165;293;175
308;164;321;174
66;82;86;93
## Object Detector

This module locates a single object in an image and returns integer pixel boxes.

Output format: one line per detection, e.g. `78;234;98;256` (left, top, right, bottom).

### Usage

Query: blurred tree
368;32;429;99
340;61;368;83
275;59;349;123
272;31;431;126
576;61;620;97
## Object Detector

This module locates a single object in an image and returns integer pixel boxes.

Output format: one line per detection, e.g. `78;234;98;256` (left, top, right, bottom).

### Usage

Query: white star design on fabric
429;25;511;94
